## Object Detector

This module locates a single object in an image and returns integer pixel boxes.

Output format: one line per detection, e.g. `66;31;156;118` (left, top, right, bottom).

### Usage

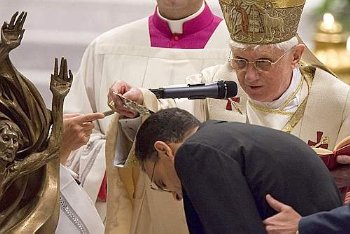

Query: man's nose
244;64;259;82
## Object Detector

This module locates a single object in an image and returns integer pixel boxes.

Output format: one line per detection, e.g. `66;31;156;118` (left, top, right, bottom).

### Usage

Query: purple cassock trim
149;3;222;49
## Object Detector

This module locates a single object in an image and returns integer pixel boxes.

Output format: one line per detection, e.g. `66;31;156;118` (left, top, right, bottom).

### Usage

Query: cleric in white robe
64;1;230;233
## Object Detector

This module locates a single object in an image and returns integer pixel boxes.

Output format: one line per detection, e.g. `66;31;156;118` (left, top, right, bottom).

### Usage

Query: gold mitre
219;0;306;44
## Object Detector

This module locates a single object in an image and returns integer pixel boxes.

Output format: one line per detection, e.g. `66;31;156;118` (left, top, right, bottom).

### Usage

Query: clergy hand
337;155;350;164
263;194;301;234
332;155;350;188
60;113;104;164
108;80;143;118
1;12;26;50
330;164;350;188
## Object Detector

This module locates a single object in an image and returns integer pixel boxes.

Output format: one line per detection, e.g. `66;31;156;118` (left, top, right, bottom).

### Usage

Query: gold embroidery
219;0;305;44
282;64;315;133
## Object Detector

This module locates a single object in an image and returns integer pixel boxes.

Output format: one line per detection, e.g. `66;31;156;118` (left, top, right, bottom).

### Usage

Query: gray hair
230;36;299;52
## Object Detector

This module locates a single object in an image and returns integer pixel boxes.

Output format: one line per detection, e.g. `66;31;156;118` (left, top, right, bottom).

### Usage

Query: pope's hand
329;155;350;189
108;80;143;118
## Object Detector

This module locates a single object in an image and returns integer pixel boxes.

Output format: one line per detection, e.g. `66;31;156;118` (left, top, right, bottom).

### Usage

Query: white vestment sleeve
57;165;105;234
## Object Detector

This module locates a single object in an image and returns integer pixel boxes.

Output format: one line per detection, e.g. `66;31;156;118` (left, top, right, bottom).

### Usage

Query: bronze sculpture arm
0;12;26;63
6;58;72;183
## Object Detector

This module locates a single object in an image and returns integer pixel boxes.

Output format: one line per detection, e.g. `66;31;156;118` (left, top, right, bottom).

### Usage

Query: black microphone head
225;81;238;98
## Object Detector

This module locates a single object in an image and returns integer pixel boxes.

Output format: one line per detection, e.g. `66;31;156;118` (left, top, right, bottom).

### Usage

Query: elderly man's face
231;45;297;102
144;154;183;201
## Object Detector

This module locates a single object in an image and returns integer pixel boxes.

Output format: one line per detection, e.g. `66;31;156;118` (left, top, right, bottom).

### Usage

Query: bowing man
134;108;342;234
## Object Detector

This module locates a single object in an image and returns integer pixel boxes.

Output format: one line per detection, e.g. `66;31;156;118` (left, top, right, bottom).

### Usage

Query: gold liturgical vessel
314;13;350;83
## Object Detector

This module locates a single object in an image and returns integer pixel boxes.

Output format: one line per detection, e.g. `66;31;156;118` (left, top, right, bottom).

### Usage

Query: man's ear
154;141;174;160
291;44;305;68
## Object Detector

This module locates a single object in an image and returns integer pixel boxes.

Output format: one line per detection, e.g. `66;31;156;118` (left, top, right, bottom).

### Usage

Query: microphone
149;81;237;99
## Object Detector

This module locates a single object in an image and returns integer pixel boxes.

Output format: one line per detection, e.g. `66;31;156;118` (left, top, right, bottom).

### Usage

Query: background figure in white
63;0;230;233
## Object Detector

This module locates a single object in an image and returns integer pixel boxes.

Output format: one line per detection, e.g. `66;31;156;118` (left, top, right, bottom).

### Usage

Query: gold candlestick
314;13;350;84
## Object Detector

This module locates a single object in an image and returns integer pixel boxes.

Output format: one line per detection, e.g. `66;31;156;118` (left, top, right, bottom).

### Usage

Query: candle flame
323;13;335;30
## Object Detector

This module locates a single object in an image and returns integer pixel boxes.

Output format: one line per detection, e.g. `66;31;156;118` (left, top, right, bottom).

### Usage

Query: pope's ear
291;44;305;68
154;141;174;159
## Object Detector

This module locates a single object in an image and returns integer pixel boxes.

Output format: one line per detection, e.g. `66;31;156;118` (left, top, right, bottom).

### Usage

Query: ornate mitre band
219;0;306;44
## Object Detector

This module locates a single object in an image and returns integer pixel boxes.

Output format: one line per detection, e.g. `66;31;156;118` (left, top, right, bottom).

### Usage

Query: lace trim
60;194;89;234
80;140;104;186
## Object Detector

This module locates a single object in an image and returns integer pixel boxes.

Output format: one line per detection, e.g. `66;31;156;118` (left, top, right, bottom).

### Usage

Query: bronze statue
0;12;72;233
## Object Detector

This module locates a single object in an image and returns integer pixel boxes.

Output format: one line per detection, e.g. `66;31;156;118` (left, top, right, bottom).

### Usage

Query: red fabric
97;173;107;202
226;100;232;110
226;97;240;111
307;131;329;149
335;142;350;156
318;139;350;170
149;3;222;49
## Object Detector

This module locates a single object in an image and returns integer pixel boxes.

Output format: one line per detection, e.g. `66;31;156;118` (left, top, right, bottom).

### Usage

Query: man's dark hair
135;108;200;167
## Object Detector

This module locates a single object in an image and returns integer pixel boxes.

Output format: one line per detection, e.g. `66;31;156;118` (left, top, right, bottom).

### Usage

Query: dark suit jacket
175;121;342;234
299;204;350;234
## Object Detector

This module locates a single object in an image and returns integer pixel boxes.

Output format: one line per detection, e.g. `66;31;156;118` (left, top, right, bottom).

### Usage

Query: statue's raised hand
1;12;26;50
50;58;73;98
